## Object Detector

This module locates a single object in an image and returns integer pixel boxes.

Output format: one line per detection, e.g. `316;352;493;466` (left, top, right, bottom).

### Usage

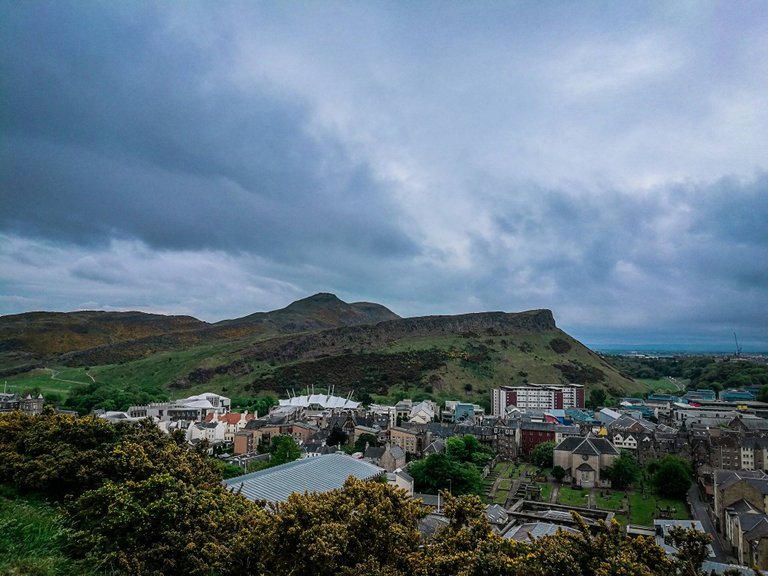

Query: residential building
388;426;423;455
409;400;437;424
386;469;414;496
491;384;584;415
608;414;656;452
0;393;44;415
204;412;255;442
519;421;580;456
715;470;768;570
366;443;406;472
187;420;226;445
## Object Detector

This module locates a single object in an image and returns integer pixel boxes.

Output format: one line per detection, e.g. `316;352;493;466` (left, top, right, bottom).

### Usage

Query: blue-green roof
223;453;384;503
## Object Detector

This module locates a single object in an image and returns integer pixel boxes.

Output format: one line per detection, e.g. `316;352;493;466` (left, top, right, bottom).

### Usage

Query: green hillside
2;302;637;414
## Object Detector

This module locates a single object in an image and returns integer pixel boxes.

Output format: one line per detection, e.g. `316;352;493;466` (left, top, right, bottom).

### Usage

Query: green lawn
494;491;509;505
595;490;625;511
537;467;552;480
497;479;512;491
539;483;553;503
510;464;526;479
493;462;514;478
558;487;589;507
628;493;689;526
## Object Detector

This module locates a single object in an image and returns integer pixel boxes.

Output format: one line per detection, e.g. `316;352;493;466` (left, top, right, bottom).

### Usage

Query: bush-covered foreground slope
0;411;717;576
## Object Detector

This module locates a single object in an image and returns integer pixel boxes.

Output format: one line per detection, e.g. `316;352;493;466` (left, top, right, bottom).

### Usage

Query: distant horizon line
590;343;767;355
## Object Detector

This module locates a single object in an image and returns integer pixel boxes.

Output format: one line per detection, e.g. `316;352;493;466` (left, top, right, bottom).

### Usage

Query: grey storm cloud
0;1;416;262
1;1;767;350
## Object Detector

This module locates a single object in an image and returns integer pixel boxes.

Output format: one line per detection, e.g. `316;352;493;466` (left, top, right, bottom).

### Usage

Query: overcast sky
1;1;767;350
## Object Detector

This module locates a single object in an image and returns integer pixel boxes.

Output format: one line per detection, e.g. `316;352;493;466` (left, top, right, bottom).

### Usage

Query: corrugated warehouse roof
223;453;383;503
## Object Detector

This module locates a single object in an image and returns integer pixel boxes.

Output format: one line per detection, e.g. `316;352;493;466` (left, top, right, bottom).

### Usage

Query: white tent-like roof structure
279;393;360;410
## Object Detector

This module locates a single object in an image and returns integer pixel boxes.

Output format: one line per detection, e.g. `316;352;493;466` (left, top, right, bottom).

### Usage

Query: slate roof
393;469;413;482
609;414;656;433
555;436;586;452
365;446;386;460
744;517;768;543
576;462;595;472
486;504;508;525
556;435;619;457
739;418;768;431
738;512;768;533
574;441;600;456
716;470;768;492
223;453;383;503
388;445;405;460
418;514;450;539
424;439;446;454
727;499;761;515
503;522;579;541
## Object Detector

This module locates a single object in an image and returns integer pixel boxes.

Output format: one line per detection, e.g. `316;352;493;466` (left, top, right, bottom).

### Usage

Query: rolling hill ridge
0;294;638;413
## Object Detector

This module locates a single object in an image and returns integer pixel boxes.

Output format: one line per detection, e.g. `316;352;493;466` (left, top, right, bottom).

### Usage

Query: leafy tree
606;450;641;489
269;435;301;466
587;388;607;409
245;459;270;473
530;441;555;468
409;453;484;495
354;432;379;453
446;435;493;468
211;459;246;479
552;465;566;482
326;424;348;446
651;455;692;500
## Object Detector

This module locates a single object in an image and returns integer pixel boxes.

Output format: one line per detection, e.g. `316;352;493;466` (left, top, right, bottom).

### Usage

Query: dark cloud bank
1;2;766;350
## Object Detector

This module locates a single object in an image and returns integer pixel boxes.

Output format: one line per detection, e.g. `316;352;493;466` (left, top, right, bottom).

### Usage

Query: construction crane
734;332;742;358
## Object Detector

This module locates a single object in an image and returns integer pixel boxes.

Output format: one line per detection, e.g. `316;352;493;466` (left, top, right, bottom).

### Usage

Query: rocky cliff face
242;309;556;362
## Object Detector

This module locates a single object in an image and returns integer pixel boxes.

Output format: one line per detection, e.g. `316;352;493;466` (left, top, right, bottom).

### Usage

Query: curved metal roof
223;453;382;503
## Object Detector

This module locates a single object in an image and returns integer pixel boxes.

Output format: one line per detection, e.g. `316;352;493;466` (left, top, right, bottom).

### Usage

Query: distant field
3;367;93;400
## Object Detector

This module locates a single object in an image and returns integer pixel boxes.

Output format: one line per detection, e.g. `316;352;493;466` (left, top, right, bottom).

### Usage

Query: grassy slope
2;367;92;400
6;325;638;414
0;489;96;576
378;330;640;403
